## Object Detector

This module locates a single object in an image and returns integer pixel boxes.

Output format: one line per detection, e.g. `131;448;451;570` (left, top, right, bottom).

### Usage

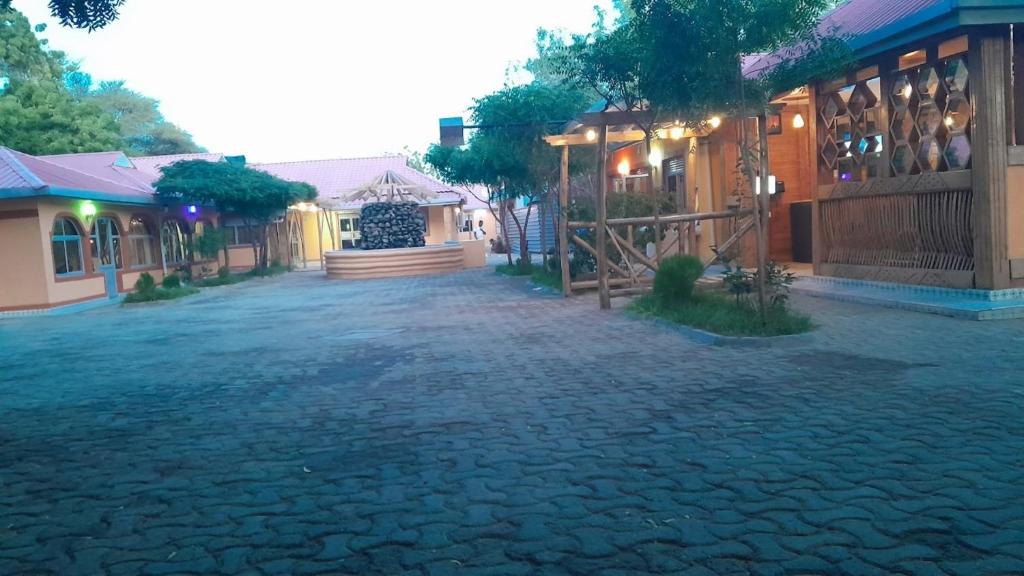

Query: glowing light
708;116;722;129
754;175;778;196
669;126;685;140
648;148;663;167
617;159;630;176
585;128;597;142
944;116;954;127
295;202;309;211
79;201;97;218
902;84;913;99
187;205;198;215
792;113;805;129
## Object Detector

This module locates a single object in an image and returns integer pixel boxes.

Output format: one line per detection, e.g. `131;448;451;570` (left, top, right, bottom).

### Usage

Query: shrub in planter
162;274;181;289
135;272;156;296
653;255;703;306
359;202;426;250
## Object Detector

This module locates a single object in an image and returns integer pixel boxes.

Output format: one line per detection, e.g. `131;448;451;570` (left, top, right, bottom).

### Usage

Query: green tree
427;82;589;271
0;0;125;30
154;161;317;270
86;80;204;156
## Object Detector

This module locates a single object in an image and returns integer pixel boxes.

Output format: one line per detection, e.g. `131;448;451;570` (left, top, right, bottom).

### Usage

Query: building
0;149;471;313
550;0;1024;294
252;156;467;268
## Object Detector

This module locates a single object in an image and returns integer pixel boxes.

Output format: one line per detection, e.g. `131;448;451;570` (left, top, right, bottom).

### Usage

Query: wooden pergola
546;109;755;309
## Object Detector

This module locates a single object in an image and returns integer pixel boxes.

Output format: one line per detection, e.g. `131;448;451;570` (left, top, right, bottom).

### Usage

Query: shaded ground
1;269;1023;575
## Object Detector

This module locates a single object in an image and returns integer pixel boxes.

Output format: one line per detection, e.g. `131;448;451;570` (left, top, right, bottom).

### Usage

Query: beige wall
1007;166;1024;261
425;206;457;245
0;200;48;309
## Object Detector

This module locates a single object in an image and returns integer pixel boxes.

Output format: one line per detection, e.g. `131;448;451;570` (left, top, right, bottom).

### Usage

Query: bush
162;274;181;289
628;292;813;337
217;266;231;280
123;285;199;304
135;272;156;296
653;255;704;305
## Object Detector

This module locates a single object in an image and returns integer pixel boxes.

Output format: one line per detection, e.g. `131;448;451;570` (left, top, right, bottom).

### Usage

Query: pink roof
39;151;154;191
1;147;155;203
131;153;225;184
252;155;462;209
743;0;946;78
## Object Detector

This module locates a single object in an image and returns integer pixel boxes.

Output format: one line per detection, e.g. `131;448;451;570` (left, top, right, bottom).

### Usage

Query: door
91;217;122;298
339;214;361;249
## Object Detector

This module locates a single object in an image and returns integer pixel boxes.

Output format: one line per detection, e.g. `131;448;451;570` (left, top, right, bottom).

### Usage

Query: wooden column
807;85;823;275
970;30;1012;290
597;125;611;309
558;145;572;296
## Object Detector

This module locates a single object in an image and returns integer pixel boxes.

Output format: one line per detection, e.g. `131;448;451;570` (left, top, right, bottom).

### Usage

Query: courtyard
1;269;1023;575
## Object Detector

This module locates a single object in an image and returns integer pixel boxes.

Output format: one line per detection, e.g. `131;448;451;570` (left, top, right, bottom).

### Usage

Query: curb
624;310;815;348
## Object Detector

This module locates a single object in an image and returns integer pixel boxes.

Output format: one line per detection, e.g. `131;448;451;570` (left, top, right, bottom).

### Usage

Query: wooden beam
703;217;754;269
608;226;659;273
544;129;647;147
579;109;655;126
559;145;572;296
609;286;653;298
596;125;611;309
569;209;750;228
571;277;652;290
970;30;1012;289
569;232;629;278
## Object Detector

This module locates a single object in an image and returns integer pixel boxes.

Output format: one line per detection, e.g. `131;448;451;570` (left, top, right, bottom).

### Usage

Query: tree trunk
737;54;768;323
219;214;230;270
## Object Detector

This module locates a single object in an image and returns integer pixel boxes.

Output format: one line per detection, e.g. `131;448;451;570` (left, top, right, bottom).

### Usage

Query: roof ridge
0;147;47;190
29;153;153;194
39;150;125;158
252;154;407;167
132;152;224;161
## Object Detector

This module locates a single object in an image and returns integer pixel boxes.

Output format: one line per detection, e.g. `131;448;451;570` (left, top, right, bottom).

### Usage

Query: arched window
90;217;123;270
52;218;84;276
128;216;155;268
160;220;189;265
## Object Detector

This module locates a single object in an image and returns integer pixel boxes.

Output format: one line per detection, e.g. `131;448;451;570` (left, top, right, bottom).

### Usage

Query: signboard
440;117;465;147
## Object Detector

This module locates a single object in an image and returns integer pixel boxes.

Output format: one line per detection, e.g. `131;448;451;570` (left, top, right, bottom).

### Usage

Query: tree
0;0;125;30
154;161;317;271
0;82;121;154
86;81;204;156
427;81;589;271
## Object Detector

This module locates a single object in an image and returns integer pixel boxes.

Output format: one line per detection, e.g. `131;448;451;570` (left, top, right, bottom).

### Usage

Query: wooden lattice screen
820;189;973;271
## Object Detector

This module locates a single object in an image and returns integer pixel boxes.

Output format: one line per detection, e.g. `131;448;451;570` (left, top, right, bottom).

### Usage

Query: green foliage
217;266;231;280
190;230;226;261
161;273;181;289
629;291;812;337
717;254;797;308
1;0;125;30
496;261;533;276
85;80;204;156
191;268;250;287
246;262;290;277
653;255;703;305
530;267;563;291
123;285;198;304
425;82;590;203
134;272;156;295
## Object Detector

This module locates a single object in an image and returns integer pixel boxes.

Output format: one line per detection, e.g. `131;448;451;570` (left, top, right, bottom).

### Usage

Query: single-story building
550;0;1024;293
0;148;475;313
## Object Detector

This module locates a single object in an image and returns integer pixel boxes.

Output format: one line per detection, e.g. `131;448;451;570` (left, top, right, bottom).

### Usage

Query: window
52;218;84;276
161;220;189;264
224;220;254;245
128;216;155;268
90;217;123;270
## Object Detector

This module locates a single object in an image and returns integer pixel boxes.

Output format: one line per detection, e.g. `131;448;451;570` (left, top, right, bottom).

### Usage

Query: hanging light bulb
585;128;597;142
648;148;663;167
902;83;913;100
617;159;630;176
669;126;685;140
792;113;805;129
708;116;722;129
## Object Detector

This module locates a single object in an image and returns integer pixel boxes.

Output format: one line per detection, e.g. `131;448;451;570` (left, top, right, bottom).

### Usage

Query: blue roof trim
0;186;157;205
0;148;45;189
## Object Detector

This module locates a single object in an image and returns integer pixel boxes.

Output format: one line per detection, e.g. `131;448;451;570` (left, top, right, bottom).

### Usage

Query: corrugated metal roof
0;148;45;191
744;0;950;77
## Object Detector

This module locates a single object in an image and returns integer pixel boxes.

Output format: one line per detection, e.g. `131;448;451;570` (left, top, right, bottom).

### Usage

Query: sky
17;0;613;163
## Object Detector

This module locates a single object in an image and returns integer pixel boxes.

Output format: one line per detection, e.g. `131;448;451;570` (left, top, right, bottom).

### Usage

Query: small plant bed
123;273;199;304
630;254;813;338
530;268;563;291
496;262;533;276
629;291;812;337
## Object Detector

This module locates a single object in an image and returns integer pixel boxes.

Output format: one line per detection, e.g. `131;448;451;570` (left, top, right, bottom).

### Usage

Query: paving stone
2;269;1024;575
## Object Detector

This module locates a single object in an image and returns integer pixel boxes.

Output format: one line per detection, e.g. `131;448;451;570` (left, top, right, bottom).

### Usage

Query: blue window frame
52;218;84;277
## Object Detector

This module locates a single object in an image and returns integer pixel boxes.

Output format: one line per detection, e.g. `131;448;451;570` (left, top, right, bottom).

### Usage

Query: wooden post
971;30;1012;289
539;192;549;269
559;145;572;296
597;125;611;309
316;208;325;271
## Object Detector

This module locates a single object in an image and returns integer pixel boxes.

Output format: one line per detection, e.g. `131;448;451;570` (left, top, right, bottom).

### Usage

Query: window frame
51;217;85;278
127;215;156;269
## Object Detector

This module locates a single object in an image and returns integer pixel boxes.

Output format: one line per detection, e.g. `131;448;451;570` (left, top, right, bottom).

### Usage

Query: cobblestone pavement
1;269;1024;576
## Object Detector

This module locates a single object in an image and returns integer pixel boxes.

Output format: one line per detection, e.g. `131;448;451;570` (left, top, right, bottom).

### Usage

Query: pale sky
17;0;613;163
